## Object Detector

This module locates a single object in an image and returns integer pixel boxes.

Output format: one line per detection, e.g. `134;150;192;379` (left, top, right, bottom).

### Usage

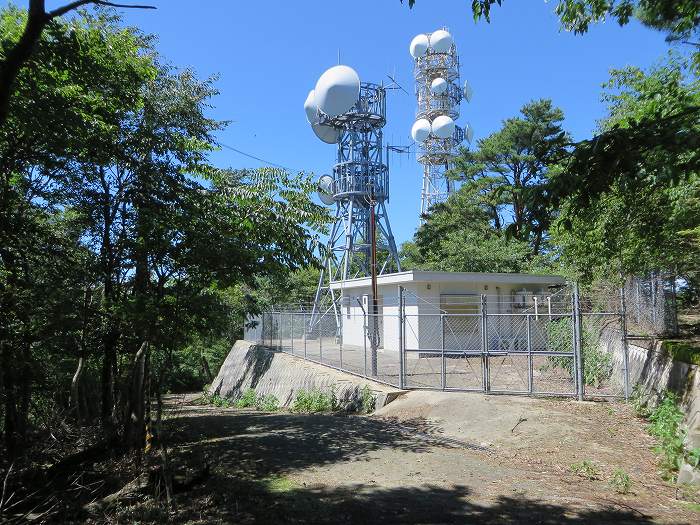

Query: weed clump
236;388;258;408
570;460;600;480
201;391;233;408
360;385;376;413
256;393;280;412
609;468;631;494
292;388;338;413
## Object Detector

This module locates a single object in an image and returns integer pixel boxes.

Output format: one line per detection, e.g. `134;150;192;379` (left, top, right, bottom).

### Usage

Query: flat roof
329;270;566;290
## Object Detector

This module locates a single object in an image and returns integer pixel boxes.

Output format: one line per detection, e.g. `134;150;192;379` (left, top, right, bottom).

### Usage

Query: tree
450;99;570;257
402;187;543;273
552;56;700;282
0;7;329;458
0;1;155;128
0;6;157;453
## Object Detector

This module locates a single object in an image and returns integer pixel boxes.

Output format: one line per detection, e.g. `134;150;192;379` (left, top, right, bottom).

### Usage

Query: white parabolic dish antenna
431;115;455;139
463;81;473;103
314;65;360;117
317;174;335;205
409;34;429;58
411;118;431;142
304;90;320;125
311;121;341;144
430;29;453;53
465;123;474;144
431;77;448;95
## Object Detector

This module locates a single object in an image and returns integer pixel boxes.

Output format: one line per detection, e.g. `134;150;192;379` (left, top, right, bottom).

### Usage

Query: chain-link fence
255;311;402;388
245;277;675;400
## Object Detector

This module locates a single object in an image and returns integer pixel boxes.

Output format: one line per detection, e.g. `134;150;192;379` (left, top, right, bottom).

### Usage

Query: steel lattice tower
310;83;401;328
411;29;470;220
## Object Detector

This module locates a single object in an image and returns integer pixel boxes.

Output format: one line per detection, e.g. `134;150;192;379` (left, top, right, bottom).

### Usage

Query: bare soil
97;392;698;524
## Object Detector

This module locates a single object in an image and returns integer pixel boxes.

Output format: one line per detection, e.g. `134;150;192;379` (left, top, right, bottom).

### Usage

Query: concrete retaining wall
599;332;699;484
209;340;402;411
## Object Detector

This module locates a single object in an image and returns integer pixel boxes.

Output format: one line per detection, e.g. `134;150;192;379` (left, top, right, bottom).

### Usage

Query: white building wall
338;276;561;354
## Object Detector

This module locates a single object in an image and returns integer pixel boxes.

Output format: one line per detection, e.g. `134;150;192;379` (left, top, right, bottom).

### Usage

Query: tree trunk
201;353;213;384
1;342;19;457
101;326;118;436
0;1;49;128
124;341;148;453
70;355;85;423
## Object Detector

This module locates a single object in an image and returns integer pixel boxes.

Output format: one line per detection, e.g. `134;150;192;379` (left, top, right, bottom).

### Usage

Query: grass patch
260;475;298;493
292;388;338;413
662;341;700;365
682;501;700;513
570;460;600;480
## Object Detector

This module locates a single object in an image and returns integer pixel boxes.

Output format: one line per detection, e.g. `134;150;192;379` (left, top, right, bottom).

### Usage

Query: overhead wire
218;141;299;172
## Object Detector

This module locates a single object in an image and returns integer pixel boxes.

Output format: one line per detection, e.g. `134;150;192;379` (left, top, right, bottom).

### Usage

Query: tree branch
49;1;156;19
0;0;156;128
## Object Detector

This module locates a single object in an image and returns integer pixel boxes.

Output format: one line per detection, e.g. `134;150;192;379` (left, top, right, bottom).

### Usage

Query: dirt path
111;392;698;524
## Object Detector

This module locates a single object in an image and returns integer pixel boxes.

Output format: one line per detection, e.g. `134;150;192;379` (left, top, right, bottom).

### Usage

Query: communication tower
409;29;473;219
304;66;401;328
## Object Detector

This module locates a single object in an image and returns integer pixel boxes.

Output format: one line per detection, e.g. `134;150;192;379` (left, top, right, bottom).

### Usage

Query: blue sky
42;0;673;245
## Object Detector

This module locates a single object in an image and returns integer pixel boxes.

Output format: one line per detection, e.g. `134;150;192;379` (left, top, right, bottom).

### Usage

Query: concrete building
330;270;566;352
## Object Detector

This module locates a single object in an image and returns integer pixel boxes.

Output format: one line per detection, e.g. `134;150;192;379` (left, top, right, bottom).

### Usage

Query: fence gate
399;286;629;399
401;305;578;396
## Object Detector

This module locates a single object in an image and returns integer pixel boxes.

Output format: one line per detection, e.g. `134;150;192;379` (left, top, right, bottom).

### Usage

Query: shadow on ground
165;411;436;478
152;409;686;524
139;478;665;525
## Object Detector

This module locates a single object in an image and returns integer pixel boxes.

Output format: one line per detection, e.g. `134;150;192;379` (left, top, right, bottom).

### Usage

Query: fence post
619;281;630;401
319;317;323;362
573;283;584;401
440;312;446;390
399;286;405;389
481;294;489;392
363;310;368;377
526;314;533;394
303;312;308;359
338;312;343;370
290;314;294;355
547;296;552;321
278;313;282;351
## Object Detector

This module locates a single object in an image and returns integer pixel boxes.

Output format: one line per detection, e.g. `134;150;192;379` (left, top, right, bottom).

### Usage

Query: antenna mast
409;29;473;222
304;66;401;335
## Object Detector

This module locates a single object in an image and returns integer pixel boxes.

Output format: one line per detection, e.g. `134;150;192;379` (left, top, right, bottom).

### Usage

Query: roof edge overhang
329;270;566;290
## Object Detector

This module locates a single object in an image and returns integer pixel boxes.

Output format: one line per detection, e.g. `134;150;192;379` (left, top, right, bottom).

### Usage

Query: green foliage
403;188;543;273
234;390;281;412
291;388;338;413
609;468;632;494
236;389;258;409
570;460;600;480
631;384;650;417
202;392;233;408
544;318;612;387
255;394;280;412
646;391;690;478
552;57;700;283
450;99;570;259
0;6;327;454
662;341;700;365
360;385;376;414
